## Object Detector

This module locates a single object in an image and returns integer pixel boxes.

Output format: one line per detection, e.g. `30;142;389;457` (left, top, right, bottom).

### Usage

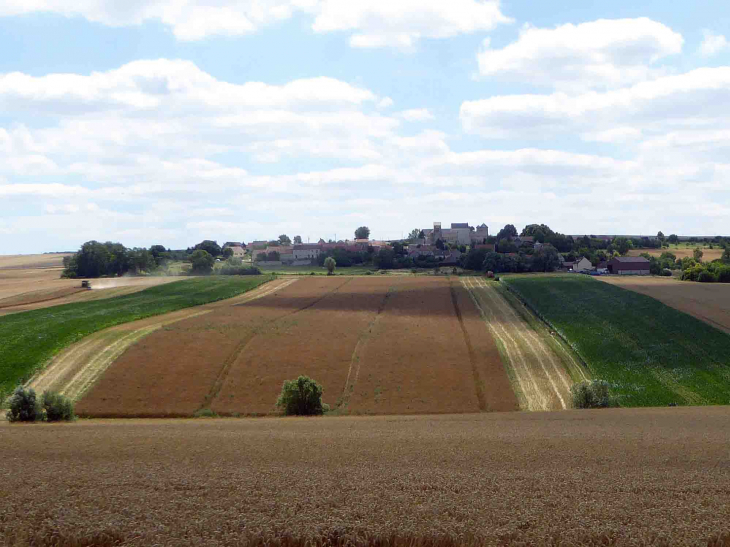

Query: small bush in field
6;387;40;423
571;380;616;409
276;376;325;416
42;391;75;422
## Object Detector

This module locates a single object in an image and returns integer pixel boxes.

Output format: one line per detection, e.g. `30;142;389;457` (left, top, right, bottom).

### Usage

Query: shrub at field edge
276;376;327;416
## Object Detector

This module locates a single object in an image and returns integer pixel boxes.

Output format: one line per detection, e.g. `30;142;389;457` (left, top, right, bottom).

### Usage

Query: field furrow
462;277;573;411
211;277;391;415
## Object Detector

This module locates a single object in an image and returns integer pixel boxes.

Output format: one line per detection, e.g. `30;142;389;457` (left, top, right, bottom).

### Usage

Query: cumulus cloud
0;0;510;44
477;18;683;90
699;31;729;57
312;0;511;48
396;109;435;122
461;67;730;147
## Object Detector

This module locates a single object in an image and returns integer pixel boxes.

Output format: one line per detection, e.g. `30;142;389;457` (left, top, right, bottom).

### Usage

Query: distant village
216;221;693;276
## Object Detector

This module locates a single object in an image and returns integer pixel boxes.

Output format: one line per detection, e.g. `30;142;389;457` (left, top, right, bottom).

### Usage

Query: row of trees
62;240;261;278
680;247;730;283
62;241;168;278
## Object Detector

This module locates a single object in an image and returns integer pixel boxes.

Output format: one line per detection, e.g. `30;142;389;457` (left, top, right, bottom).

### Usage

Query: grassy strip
0;276;272;400
501;275;730;407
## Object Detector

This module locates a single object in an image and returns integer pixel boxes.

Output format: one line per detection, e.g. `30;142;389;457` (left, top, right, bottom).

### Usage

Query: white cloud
396;108;435;122
699;30;729;57
312;0;511;48
477;18;683;90
377;97;394;109
460;67;730;145
1;0;510;45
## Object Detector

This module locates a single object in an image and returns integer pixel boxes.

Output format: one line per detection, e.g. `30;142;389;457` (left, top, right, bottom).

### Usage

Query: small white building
571;257;593;272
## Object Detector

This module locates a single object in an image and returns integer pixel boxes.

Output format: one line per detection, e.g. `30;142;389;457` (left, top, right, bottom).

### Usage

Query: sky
1;1;729;253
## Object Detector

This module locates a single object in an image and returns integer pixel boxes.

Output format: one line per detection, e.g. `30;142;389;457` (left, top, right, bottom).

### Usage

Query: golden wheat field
599;276;730;334
629;247;724;262
2;408;730;547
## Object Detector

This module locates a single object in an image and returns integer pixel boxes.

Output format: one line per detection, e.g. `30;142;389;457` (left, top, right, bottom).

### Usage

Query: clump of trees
6;387;75;423
275;376;328;416
570;380;616;409
62;241;160;278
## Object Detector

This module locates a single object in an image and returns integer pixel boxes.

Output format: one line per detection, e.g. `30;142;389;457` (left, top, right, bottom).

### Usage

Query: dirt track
2;407;730;547
462;277;581;411
600;276;730;334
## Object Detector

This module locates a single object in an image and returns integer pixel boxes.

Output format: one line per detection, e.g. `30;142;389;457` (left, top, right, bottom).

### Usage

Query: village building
293;244;322;261
423;222;488;246
608;257;651;275
564;257;593;272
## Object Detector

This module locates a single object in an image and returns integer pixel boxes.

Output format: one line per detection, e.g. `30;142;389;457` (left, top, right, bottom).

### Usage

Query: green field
502;275;730;407
0;276;272;400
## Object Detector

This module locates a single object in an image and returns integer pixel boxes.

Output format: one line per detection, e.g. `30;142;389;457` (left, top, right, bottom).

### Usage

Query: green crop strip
0;276;272;399
501;275;730;407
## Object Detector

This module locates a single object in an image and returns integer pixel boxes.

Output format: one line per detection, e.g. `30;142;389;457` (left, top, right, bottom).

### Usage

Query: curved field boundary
27;279;294;402
462;277;573;411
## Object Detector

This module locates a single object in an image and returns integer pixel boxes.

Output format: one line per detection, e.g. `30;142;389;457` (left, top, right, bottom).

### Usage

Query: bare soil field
629;246;724;261
2;408;730;547
76;276;516;417
26;279;295;404
600;276;730;334
344;277;512;414
462;277;584;411
211;276;395;415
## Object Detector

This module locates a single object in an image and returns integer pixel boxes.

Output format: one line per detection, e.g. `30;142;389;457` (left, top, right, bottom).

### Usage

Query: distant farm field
76;276;525;417
0;276;272;400
600;276;730;334
502;275;730;406
629;246;724;261
0;253;182;315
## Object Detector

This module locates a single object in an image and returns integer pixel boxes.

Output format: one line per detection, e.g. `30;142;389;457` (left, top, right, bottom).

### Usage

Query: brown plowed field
345;277;491;414
211;277;395;415
76;276;516;417
600;276;730;334
75;278;352;417
3;408;730;547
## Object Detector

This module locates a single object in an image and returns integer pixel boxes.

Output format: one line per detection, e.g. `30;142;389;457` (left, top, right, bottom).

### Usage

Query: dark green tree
279;234;291;245
355;226;371;240
276;376;326;416
194;240;222;257
190;250;214;274
293;235;303;245
496;224;518;241
613;237;632;256
374;248;395;269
